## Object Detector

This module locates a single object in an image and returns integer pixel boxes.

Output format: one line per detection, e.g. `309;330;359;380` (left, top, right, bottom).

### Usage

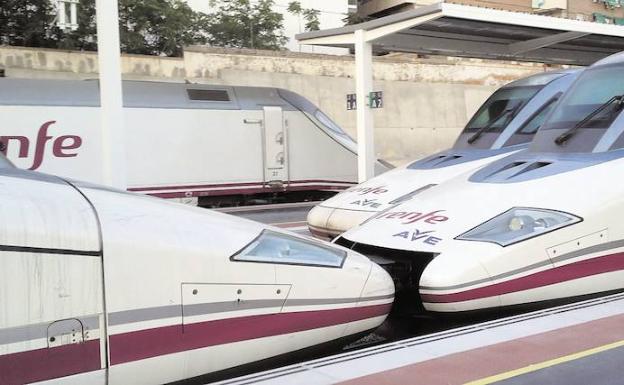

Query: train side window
187;89;231;102
232;230;346;268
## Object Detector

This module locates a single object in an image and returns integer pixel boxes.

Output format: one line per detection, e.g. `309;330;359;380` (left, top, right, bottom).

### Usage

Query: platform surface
213;293;624;385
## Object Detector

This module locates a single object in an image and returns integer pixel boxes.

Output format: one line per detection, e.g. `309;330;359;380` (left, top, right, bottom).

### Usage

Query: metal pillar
95;0;127;189
354;29;375;183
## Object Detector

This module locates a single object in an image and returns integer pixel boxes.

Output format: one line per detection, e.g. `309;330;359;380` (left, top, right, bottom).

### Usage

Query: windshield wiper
467;102;523;144
555;94;624;146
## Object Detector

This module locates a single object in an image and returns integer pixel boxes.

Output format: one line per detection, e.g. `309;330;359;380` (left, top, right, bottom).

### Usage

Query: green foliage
56;0;98;51
343;13;371;26
204;0;287;50
286;1;302;14
118;0;207;56
0;0;293;55
0;0;60;48
287;1;320;32
302;8;320;31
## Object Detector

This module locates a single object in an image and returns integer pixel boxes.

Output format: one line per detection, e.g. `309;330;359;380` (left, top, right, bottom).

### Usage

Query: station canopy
296;2;624;66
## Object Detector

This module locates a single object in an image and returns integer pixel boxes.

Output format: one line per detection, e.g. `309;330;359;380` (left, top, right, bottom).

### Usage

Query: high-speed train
308;69;581;239
0;78;389;207
0;157;393;384
335;52;624;314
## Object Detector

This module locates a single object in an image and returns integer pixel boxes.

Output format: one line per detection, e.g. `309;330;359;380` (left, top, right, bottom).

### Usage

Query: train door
262;106;289;185
0;171;106;385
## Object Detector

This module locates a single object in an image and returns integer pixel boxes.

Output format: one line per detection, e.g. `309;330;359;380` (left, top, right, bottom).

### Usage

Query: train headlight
456;208;581;247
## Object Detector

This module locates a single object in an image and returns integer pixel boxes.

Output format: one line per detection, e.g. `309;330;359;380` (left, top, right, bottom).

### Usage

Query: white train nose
419;255;497;312
307;205;377;239
361;262;395;304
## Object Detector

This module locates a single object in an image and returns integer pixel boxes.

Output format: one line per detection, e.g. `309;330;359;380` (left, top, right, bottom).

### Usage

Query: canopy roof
296;2;624;66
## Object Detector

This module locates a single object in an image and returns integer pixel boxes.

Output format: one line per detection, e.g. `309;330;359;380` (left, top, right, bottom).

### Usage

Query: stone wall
0;45;558;165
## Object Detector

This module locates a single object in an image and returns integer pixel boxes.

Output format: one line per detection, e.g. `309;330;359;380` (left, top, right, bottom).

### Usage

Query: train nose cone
341;260;394;338
360;262;395;320
307;205;336;239
419;255;496;313
326;209;376;235
307;205;377;239
362;262;395;300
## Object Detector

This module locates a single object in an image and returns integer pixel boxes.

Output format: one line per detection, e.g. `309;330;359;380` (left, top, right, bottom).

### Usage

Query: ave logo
393;228;442;246
350;199;382;209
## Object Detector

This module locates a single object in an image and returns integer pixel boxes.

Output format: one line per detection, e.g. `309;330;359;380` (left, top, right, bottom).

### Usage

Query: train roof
0;78;299;111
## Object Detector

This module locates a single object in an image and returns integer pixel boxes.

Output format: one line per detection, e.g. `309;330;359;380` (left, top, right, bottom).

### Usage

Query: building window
56;0;79;31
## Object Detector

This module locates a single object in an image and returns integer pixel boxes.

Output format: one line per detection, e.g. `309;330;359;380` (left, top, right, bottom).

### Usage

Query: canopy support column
355;29;375;183
96;0;127;189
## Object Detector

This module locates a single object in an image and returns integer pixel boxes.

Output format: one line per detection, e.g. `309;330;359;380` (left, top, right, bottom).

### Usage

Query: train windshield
277;89;357;152
532;62;624;153
457;72;563;149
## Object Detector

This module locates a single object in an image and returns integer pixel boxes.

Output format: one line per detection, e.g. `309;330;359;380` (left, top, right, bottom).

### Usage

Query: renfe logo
349;186;388;195
1;121;83;170
375;210;449;225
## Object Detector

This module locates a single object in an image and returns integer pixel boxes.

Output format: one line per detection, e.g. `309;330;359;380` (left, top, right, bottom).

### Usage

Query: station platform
214;293;624;385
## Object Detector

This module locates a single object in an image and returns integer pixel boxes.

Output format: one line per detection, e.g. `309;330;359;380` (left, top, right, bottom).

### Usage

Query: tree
0;0;60;48
203;0;287;50
287;1;320;32
56;0;98;51
343;13;371;26
118;0;207;56
0;0;291;54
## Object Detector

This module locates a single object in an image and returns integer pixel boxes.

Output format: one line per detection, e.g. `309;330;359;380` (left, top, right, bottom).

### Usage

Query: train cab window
465;86;541;134
277;89;357;152
533;63;624;153
232;230;346;268
187;89;231;102
519;95;562;135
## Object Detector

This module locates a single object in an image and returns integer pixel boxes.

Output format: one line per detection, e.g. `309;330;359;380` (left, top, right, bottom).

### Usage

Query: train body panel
0;79;386;205
338;53;624;313
0;164;393;384
307;149;515;238
308;70;581;239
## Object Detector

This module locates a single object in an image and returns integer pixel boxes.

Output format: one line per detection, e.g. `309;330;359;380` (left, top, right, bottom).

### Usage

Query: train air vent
485;162;526;179
426;154;463;166
187;89;230;102
508;162;552;179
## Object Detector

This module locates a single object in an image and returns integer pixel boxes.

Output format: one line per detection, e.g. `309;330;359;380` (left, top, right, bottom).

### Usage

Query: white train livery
308;70;580;239
336;52;624;313
0;78;389;206
0;156;394;384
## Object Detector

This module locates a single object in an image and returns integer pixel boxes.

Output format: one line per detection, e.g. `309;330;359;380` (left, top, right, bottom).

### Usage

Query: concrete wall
0;45;556;165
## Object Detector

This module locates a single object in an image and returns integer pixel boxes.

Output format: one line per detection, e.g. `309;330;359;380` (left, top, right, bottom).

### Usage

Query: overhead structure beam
508;31;590;55
374;32;606;65
95;0;126;190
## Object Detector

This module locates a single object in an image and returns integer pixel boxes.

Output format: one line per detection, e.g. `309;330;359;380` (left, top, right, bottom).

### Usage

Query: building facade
357;0;624;23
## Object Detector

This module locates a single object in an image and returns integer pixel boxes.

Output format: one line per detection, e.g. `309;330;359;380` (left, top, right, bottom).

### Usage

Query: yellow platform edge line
464;339;624;385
